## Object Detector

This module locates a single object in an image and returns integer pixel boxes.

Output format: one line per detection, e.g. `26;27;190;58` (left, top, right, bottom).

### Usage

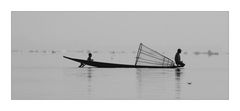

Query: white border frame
1;0;238;111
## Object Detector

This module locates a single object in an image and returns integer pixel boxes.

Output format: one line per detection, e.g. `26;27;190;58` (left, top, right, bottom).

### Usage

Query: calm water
11;51;228;100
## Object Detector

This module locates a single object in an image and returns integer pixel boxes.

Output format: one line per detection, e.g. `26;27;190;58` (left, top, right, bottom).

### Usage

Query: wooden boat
63;43;185;68
63;56;181;68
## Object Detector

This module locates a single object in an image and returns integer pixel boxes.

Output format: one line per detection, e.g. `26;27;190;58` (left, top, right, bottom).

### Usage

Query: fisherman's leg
180;61;185;67
79;63;84;67
78;64;82;67
176;62;181;66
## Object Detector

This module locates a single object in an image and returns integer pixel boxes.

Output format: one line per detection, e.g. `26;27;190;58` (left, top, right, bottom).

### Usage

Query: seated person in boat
175;49;185;67
87;53;93;61
79;53;94;67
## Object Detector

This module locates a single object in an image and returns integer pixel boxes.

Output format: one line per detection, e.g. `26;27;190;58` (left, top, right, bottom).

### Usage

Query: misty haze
11;11;228;100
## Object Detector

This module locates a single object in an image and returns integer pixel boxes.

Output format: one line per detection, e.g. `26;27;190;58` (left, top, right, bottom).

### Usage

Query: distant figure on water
87;53;93;61
79;53;94;67
175;49;185;67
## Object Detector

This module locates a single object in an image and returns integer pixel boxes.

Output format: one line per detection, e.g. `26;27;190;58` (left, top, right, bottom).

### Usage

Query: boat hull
63;56;182;68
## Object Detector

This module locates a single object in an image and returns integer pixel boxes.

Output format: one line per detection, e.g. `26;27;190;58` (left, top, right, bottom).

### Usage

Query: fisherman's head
88;53;92;57
177;49;182;53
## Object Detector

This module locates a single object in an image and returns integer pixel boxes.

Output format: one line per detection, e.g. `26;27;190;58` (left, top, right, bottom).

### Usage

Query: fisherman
175;49;185;67
79;53;93;67
87;53;93;61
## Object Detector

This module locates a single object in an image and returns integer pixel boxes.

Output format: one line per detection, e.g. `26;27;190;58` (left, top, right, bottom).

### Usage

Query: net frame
135;43;175;67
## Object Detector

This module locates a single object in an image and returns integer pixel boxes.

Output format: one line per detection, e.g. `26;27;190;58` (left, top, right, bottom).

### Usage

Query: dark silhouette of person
87;53;93;61
79;53;93;67
175;49;185;67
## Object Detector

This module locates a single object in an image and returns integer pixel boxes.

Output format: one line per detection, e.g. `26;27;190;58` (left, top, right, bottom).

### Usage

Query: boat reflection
63;67;94;98
86;67;92;97
136;68;184;99
136;69;143;99
175;68;183;99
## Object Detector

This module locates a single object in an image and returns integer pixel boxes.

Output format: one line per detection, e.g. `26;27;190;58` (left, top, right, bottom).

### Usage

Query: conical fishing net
135;43;175;67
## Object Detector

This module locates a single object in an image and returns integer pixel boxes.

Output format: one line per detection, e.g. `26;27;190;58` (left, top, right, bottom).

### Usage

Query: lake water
11;51;229;100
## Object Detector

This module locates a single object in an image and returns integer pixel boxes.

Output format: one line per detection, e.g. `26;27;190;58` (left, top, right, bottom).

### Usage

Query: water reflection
63;67;94;99
86;67;93;97
175;68;183;99
87;67;92;78
136;68;184;99
63;67;186;99
136;69;143;99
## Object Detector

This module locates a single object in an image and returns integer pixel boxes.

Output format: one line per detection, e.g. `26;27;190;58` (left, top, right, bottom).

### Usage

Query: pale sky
11;11;228;52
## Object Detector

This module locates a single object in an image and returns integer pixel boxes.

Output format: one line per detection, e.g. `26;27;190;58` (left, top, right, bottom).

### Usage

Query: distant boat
63;43;184;68
194;50;219;56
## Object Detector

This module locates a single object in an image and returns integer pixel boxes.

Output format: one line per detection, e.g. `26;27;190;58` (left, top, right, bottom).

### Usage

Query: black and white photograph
11;11;228;100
